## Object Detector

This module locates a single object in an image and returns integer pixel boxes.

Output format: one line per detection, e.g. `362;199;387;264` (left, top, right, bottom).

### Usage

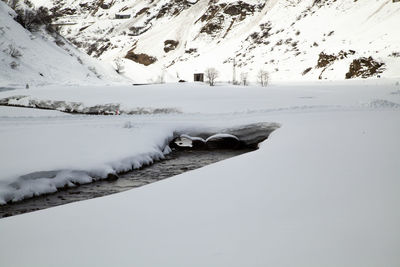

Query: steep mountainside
0;1;125;87
11;0;400;83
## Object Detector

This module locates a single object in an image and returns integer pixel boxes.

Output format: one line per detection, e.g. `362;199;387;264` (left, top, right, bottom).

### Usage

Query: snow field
0;80;399;266
0;105;399;267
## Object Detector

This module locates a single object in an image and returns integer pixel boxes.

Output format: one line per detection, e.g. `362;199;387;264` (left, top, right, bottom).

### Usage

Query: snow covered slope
23;0;400;83
0;1;125;87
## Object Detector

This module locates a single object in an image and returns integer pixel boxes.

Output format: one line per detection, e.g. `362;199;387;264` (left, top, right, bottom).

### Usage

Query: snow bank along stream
0;122;279;217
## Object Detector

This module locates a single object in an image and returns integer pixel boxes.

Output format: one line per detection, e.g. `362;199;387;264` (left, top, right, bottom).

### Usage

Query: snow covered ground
0;79;399;266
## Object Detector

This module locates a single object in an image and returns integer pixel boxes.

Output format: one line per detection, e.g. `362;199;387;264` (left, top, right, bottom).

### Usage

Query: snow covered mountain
0;1;125;87
14;0;400;83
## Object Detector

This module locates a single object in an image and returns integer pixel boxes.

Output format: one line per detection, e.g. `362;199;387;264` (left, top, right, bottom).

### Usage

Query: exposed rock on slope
346;57;385;79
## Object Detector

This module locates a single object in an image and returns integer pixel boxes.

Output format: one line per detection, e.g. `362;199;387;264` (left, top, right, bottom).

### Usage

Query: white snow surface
0;79;399;266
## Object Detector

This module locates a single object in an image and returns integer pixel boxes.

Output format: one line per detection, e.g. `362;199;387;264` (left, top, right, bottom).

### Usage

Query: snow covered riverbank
0;80;399;266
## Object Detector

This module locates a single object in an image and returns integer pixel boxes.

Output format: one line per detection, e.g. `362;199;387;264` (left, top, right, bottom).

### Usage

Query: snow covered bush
15;7;52;32
6;0;19;10
114;59;125;74
205;67;219;86
156;73;165;84
240;72;248;86
9;61;19;69
4;44;22;58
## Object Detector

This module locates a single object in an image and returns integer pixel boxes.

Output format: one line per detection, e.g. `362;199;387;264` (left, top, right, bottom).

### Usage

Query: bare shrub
240;72;248;86
389;52;400;58
205;67;219;86
10;61;19;69
7;0;19;10
15;9;37;31
4;44;22;58
15;7;52;32
55;37;65;47
257;69;269;87
114;59;124;74
88;66;101;79
76;57;83;64
156;72;165;84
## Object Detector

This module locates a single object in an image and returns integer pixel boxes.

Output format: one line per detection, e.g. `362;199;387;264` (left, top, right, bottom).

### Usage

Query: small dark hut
194;73;204;82
115;14;131;19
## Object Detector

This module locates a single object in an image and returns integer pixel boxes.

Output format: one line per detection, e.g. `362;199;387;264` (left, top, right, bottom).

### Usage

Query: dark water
0;148;252;218
0;87;18;92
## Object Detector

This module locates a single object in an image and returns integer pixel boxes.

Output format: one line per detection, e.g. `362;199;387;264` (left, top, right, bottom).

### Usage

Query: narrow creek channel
0;122;279;219
0;148;253;218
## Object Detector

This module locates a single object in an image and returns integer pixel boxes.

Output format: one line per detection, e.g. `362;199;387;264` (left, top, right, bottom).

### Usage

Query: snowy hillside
21;0;400;83
0;1;125;87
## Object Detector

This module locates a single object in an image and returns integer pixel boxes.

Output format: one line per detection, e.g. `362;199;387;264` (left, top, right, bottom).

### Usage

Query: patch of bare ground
86;39;111;58
198;1;263;36
302;67;312;75
164;40;179;53
156;0;192;19
315;50;356;79
125;50;157;66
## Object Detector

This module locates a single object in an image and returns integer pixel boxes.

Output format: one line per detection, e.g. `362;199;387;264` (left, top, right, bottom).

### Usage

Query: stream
0;147;253;218
0;122;279;218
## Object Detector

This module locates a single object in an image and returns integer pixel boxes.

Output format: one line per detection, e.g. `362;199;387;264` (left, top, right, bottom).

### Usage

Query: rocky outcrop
125;50;157;66
345;57;385;79
164;40;179;53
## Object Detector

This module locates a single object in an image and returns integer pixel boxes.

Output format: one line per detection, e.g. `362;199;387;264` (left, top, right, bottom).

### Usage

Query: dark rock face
345;57;385;79
198;1;263;36
87;41;111;58
170;122;280;151
205;135;241;149
106;173;119;181
125;50;157;66
135;7;149;17
316;52;337;68
246;22;273;44
200;21;223;35
164;40;179;53
156;0;192;19
185;48;197;54
302;67;312;75
223;1;256;20
316;50;356;68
